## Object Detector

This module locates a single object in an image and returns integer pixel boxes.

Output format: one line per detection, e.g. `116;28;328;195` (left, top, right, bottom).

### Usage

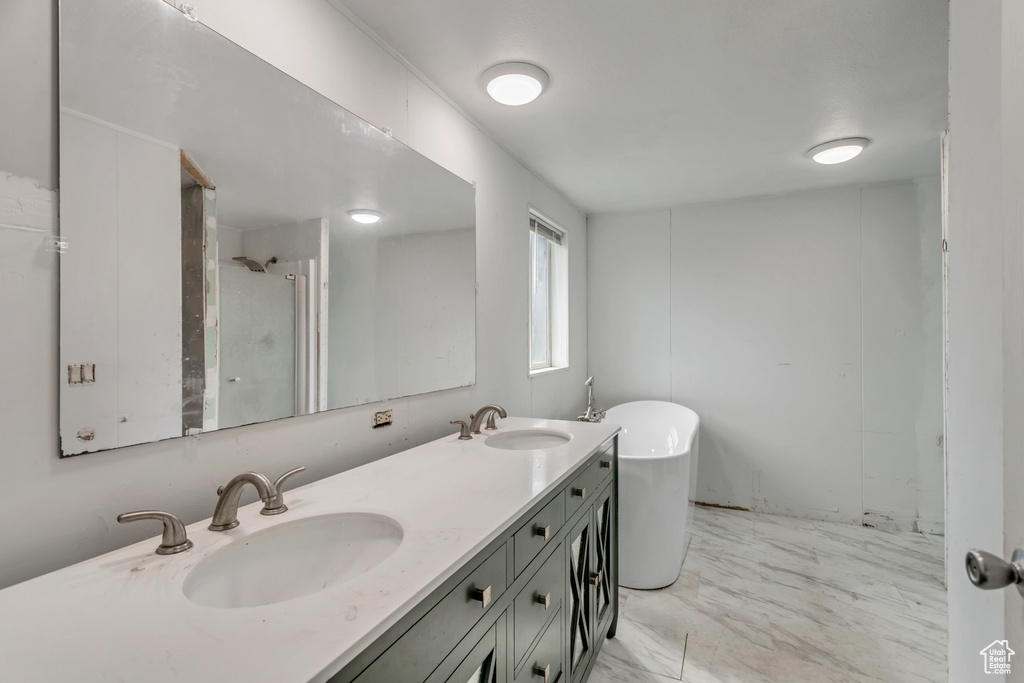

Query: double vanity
0;416;619;683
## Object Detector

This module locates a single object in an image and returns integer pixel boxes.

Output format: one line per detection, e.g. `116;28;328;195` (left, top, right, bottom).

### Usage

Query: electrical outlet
372;409;393;429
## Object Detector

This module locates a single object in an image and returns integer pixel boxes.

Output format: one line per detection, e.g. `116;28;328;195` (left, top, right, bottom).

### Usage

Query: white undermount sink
484;428;573;450
183;513;403;608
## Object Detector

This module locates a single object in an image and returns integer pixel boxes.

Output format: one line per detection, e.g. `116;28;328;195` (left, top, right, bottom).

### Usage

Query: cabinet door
593;485;615;637
446;624;499;683
565;514;593;683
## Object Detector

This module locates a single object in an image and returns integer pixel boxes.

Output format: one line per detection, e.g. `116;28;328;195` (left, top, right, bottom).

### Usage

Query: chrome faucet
577;377;606;423
209;472;276;531
469;404;507;434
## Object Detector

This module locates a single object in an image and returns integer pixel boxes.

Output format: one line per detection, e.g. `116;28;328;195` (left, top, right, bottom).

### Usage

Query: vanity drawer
565;450;613;519
354;544;507;683
515;608;563;683
593;441;615;488
513;493;564;576
513;546;564;666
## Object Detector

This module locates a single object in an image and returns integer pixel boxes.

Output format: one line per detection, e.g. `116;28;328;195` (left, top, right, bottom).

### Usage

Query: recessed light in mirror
348;210;381;224
481;62;550;106
806;138;870;165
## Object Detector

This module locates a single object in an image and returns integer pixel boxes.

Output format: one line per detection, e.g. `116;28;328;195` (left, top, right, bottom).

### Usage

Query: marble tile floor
591;506;947;683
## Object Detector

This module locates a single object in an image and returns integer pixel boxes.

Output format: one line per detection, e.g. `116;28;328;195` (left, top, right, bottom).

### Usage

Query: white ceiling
337;0;949;214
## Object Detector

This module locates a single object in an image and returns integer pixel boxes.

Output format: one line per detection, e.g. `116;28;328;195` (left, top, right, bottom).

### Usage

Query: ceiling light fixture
481;62;549;106
347;209;381;224
806;137;871;165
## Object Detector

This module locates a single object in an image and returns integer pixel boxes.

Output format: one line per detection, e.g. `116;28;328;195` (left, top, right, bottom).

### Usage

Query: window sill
528;365;569;378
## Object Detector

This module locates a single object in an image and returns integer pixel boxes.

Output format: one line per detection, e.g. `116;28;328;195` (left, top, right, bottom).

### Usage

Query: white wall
328;231;380;406
0;0;587;589
374;229;476;399
327;227;475;408
217;224;244;262
58;111;183;455
587;210;671;403
589;180;943;532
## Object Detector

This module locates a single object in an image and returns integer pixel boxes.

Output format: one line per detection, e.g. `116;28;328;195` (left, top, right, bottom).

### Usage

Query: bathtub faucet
577;376;606;422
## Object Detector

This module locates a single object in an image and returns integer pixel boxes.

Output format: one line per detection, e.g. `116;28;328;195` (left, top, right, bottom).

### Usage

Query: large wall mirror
58;0;476;456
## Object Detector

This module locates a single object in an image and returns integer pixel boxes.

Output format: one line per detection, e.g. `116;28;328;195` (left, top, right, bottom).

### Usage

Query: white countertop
0;417;618;682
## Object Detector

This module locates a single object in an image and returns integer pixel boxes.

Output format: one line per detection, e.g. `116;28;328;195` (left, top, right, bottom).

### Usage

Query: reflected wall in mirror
58;0;476;456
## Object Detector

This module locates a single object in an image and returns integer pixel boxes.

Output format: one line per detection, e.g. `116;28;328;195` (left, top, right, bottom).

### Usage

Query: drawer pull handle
535;592;551;609
470;585;491;609
600;459;612;469
534;664;551;682
590;570;603;586
572;487;586;498
533;524;551;540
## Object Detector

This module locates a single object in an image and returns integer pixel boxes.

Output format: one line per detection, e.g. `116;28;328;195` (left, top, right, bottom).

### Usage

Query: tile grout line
678;632;688;680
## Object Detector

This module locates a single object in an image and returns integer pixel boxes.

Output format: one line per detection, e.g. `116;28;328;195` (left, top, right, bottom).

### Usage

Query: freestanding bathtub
605;400;700;589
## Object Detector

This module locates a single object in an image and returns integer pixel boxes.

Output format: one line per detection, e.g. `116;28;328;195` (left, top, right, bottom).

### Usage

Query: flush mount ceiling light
481;62;550;106
347;209;381;224
806;137;871;165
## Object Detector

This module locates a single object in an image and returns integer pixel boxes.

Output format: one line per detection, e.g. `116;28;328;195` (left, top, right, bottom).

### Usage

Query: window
529;213;568;372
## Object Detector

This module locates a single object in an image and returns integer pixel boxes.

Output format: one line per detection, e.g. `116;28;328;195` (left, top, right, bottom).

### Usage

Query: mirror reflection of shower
218;258;317;429
577;376;606;422
179;153;323;435
214;217;328;431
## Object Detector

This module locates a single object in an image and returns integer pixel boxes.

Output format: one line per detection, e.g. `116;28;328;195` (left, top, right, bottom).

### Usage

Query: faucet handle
262;466;306;516
485;412;500;430
117;510;193;555
451;420;472;440
273;466;306;492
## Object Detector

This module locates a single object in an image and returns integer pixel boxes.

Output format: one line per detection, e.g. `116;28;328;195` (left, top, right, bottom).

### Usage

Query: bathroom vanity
0;417;619;683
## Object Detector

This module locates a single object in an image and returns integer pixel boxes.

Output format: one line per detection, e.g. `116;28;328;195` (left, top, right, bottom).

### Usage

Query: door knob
966;548;1024;596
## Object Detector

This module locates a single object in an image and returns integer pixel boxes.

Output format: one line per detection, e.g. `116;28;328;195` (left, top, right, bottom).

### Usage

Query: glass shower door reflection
219;266;296;429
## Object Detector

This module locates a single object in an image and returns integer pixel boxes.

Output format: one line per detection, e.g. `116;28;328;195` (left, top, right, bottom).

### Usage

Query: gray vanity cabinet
333;436;617;683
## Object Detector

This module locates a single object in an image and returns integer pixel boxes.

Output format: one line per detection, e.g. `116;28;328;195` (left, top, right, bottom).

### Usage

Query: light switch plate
67;363;96;386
